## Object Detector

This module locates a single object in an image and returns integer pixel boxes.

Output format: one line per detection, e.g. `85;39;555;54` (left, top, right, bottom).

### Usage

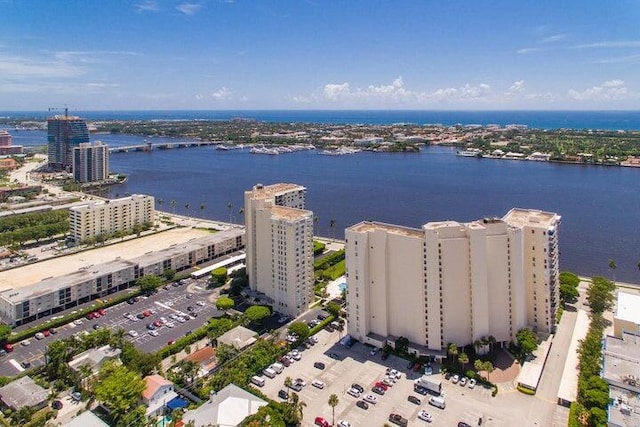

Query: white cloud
541;34;566;43
430;83;491;101
135;0;160;12
323;82;351;100
505;80;525;95
212;87;232;100
568;80;631;101
176;3;202;15
0;54;85;78
517;47;543;55
574;40;640;49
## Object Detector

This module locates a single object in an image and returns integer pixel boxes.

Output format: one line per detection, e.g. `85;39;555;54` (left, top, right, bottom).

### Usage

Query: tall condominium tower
345;208;560;358
244;183;313;317
47;115;90;170
73;141;109;183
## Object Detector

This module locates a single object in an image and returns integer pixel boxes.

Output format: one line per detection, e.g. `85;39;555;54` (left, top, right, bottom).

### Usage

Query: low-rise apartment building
0;229;244;325
69;194;154;244
244;183;313;317
345;208;560;356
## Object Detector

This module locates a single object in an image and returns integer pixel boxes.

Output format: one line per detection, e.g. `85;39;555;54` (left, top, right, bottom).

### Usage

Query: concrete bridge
109;140;224;153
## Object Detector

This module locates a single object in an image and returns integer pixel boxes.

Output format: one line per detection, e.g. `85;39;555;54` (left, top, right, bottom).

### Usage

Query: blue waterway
2;110;640;130
103;145;640;283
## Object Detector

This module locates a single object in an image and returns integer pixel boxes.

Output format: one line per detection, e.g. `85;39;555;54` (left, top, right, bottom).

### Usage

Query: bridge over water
109;140;225;153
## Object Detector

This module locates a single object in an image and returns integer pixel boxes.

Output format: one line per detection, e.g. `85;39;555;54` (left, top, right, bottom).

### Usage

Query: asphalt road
0;277;224;377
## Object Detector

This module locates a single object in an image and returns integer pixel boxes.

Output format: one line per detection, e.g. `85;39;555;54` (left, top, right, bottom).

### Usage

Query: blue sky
2;0;640;110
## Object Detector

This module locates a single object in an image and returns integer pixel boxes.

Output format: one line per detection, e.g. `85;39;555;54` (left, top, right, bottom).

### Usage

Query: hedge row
313;241;326;256
313;249;345;270
309;314;336;336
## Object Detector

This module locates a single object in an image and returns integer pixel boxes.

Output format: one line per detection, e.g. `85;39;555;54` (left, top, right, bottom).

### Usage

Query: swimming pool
338;282;347;292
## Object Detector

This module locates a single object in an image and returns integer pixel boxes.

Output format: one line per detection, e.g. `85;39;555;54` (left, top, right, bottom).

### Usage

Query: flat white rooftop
557;309;590;404
616;292;640;324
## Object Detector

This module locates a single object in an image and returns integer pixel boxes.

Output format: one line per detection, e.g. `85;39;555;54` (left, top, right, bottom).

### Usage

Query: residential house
0;376;48;411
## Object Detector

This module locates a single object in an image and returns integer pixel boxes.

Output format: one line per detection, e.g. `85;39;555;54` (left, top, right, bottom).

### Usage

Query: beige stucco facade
69;194;154;243
244;183;313;317
345;208;560;354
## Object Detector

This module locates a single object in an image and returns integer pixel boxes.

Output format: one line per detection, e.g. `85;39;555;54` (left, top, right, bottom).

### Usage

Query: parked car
451;374;460;384
389;413;408;427
314;361;325;370
347;387;361;398
21;340;31;346
290;382;303;392
468;378;477;389
49;328;58;334
408;395;421;405
363;394;378;404
328;352;340;360
372;386;386;395
314;416;330;427
136;313;145;319
356;400;369;410
148;330;159;337
71;392;82;401
374;381;389;391
458;423;472;427
312;380;325;389
20;361;31;369
418;410;433;423
351;383;364;393
3;343;13;352
414;385;429;395
128;330;139;337
146;323;156;330
337;421;351;427
35;332;45;340
459;377;468;386
278;389;289;400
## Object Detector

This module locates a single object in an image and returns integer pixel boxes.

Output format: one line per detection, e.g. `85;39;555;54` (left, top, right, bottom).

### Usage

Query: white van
428;395;446;409
270;363;284;374
263;368;277;378
251;376;266;387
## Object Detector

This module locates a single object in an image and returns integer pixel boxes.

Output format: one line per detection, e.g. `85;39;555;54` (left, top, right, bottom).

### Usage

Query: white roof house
181;383;267;427
614;292;640;338
217;325;258;350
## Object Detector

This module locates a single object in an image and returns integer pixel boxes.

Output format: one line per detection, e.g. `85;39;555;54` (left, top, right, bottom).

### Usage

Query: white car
21;340;31;346
418;410;433;422
451;374;460;384
363;394;378;404
312;380;325;389
459;377;467;386
128;330;139;337
338;421;351;427
294;378;306;387
35;332;45;340
73;319;83;326
370;347;379;356
169;314;178;320
176;317;186;323
347;388;361;398
160;317;168;323
165;322;175;328
468;378;477;389
148;330;159;337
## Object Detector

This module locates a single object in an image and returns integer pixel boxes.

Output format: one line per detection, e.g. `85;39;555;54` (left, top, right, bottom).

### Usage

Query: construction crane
48;105;69;117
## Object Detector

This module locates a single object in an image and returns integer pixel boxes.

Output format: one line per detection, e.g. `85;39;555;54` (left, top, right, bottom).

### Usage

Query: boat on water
456;148;482;157
318;146;361;156
216;144;245;151
250;145;280;155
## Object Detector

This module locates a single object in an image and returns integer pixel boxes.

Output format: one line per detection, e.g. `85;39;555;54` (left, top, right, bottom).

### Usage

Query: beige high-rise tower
345;208;560;357
244;183;314;317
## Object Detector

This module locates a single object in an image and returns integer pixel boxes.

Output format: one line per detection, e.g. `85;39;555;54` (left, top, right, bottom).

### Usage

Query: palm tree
473;339;482;355
284;376;293;402
238;207;245;224
184;203;190;214
608;259;617;282
447;342;459;366
329;219;336;240
170;200;177;214
200;203;205;217
487;335;497;354
484;361;495;382
328;394;339;426
227;202;233;223
458;352;469;373
289;392;306;424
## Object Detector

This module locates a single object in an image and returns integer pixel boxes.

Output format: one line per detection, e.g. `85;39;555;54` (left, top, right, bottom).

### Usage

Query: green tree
474;359;485;379
483;361;494;382
458;352;469;372
215;343;238;365
559;271;580;288
328;394;339;426
94;361;145;425
136;274;162;294
608;259;617;282
211;267;228;288
447;342;459;365
516;328;539;358
284;376;293;402
116;405;146;427
329;219;336;240
560;282;579;303
163;268;176;281
288;322;310;343
244;305;271;324
395;336;409;355
325;302;341;318
0;324;11;343
586;276;616;314
216;296;235;310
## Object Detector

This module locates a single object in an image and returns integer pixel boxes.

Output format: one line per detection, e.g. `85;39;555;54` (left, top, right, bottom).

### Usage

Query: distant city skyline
2;0;640;110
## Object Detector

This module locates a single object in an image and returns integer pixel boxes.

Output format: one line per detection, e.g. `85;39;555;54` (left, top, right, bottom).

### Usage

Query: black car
127;299;135;304
328;352;340;360
21;361;31;369
414;385;428;395
278;389;289;400
146;323;156;330
187;306;195;312
93;324;100;330
408;395;421;405
356;400;369;410
136;313;145;319
458;423;472;427
314;361;325;370
351;383;364;394
372;386;386;395
51;400;63;410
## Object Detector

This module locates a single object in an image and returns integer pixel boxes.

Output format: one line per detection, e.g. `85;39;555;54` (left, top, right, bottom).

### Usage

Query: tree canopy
136;274;163;294
216;296;235;310
515;328;538;358
288;322;310;343
325;302;341;318
244;305;271;323
586;276;616;314
94;361;145;425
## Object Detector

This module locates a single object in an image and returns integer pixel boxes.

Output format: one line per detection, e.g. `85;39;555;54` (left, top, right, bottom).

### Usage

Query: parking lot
0;277;225;377
258;329;558;427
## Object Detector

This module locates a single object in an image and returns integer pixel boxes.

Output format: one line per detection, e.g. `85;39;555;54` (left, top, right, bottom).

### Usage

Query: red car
43;330;51;337
86;313;95;320
153;320;163;327
98;308;106;316
375;381;389;391
314;417;329;427
93;312;101;318
3;343;13;353
143;310;152;317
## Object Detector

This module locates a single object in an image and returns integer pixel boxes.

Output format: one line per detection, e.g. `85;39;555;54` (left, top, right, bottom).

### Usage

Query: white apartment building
73;141;109;183
244;183;313;317
69;194;155;243
345;208;560;357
